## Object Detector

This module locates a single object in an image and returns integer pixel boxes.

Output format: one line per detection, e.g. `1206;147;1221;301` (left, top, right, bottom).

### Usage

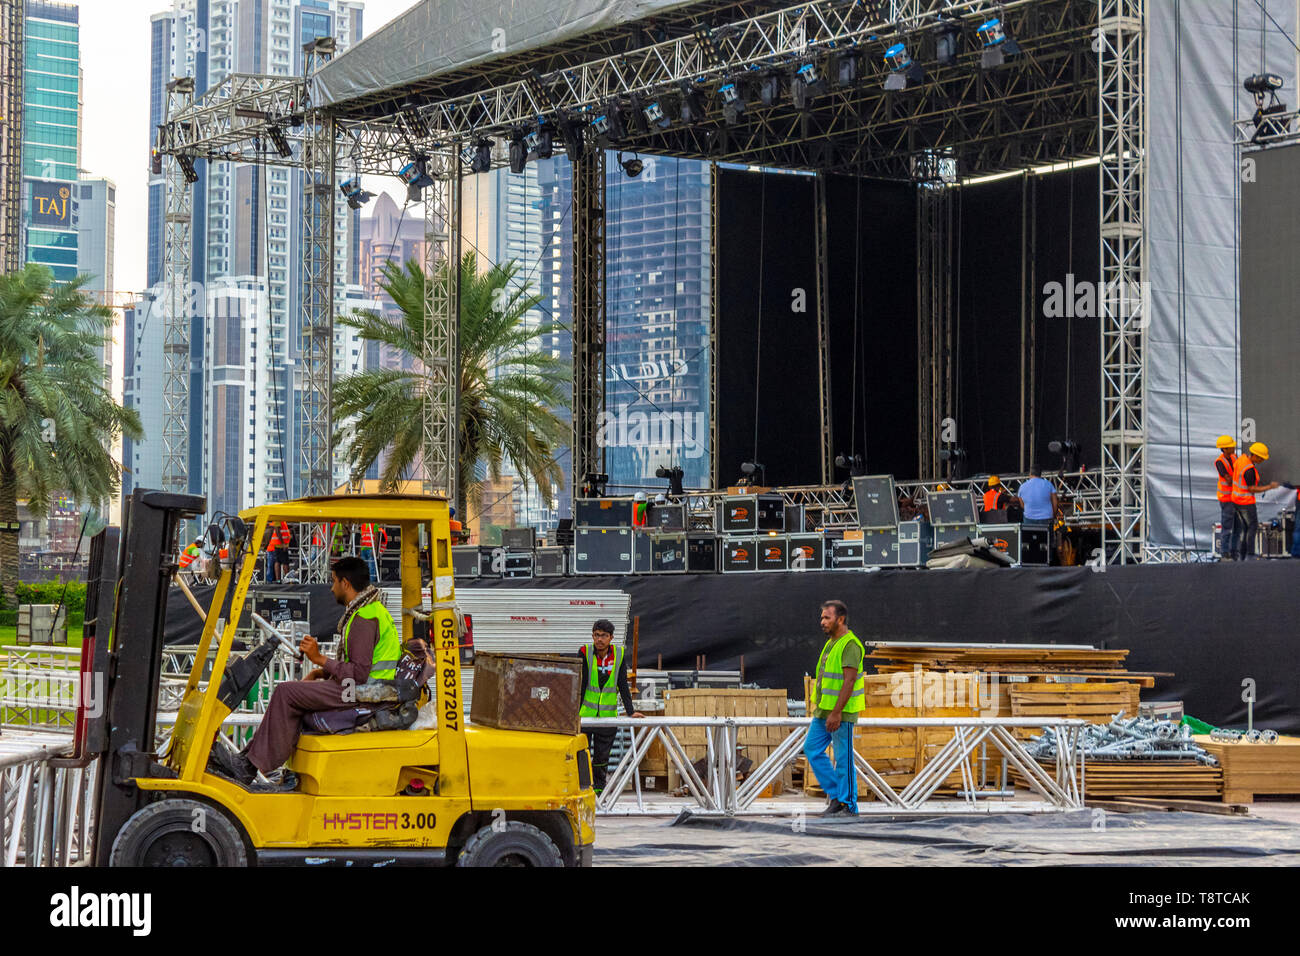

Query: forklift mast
88;489;206;865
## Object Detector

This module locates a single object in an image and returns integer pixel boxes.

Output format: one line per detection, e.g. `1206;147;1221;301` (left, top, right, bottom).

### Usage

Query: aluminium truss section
1098;0;1145;564
161;72;307;165
572;150;607;500
422;151;461;501
0;0;21;274
162;79;196;497
813;173;834;485
916;183;956;481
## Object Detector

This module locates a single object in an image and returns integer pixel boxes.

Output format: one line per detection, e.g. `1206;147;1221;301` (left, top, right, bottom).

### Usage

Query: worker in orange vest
1213;435;1237;560
1230;442;1279;560
264;521;291;582
981;476;1008;514
359;523;386;582
631;492;648;528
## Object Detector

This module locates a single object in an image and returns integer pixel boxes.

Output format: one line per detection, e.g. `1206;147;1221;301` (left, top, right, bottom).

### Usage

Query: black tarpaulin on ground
164;561;1300;734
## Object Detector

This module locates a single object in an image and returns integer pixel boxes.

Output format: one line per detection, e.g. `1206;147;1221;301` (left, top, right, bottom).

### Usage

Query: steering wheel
250;613;303;660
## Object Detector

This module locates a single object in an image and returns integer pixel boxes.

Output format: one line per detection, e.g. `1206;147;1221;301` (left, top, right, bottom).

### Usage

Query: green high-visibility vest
343;602;402;681
814;630;866;714
579;644;624;717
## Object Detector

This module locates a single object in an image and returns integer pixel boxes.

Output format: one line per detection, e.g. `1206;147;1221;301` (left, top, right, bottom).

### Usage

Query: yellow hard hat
1250;442;1269;460
1215;435;1235;449
988;475;1001;487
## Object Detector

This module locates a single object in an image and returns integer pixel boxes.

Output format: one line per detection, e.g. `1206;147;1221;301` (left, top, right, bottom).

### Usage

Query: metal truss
162;79;195;497
916;182;955;480
709;162;721;490
1097;0;1145;564
813;173;834;484
301;114;335;502
422;151;461;501
0;0;22;275
587;715;1086;815
572;151;608;498
1233;109;1300;150
159;72;306;164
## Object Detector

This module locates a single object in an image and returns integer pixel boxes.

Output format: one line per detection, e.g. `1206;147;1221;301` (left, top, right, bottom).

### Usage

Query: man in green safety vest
578;618;644;794
802;599;865;816
215;556;401;789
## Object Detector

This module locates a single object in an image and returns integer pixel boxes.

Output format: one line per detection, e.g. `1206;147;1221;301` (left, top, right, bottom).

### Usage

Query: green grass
0;625;84;647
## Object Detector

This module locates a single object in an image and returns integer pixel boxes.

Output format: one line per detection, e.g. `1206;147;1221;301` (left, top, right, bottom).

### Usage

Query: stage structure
156;0;1150;571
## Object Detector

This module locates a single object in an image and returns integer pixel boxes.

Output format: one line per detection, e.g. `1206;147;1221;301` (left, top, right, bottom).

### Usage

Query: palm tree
0;265;143;602
332;253;570;520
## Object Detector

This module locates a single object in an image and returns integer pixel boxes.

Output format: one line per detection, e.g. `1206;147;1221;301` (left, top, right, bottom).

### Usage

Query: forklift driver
210;556;401;789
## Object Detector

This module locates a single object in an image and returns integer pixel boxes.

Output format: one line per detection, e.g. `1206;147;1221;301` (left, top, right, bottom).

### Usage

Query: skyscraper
136;0;366;517
76;175;114;386
536;153;712;514
21;0;80;280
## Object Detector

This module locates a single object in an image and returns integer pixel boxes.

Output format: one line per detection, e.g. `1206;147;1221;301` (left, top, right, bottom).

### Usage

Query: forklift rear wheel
455;821;564;867
110;799;248;867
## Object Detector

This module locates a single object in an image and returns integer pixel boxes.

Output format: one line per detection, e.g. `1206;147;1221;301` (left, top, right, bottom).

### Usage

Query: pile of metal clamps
1209;727;1279;744
1025;711;1219;765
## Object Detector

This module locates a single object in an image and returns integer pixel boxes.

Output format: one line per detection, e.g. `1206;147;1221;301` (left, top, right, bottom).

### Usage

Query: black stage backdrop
1242;142;1300;484
169;563;1300;734
716;166;1099;483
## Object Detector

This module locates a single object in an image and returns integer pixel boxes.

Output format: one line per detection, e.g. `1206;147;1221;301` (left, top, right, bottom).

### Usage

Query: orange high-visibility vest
1215;452;1235;503
982;489;1003;512
1231;455;1258;506
265;521;290;553
178;542;201;570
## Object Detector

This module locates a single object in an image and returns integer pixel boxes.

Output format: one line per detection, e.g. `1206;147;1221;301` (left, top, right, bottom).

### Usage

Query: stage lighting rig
677;84;707;124
339;176;372;210
834;50;860;87
719;81;745;125
592;101;627;143
525;125;554;159
398;100;430;141
692;23;725;69
1244;73;1292;143
739;461;767;486
644;99;671;129
1048;439;1081;472
835;453;866;477
470;138;494;173
884;42;924;90
938;446;968;480
524;69;557;114
934;19;963;66
758;73;782;107
581;472;610;498
618;152;644;178
559;118;587;162
266;124;292;158
176;154;199;184
977;17;1020;68
791;61;827;110
656;465;685;497
398;154;435;200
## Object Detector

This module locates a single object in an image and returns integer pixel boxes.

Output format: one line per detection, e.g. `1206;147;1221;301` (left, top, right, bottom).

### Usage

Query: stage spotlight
720;81;745;125
758;73;781;107
339;176;372;209
524;69;557;114
791;61;826;110
692;23;725;69
834;51;860;87
470;138;494;174
656;465;685;497
618;151;644;178
1048;439;1081;472
399;154;435;188
525;125;554;159
559;119;587;162
644;100;671;130
883;42;925;90
267;124;292;158
934;19;963;66
175;154;200;184
977;17;1020;68
508;134;528;174
1245;73;1292;143
835;453;866;477
739;461;767;486
938;446;968;479
677;84;707;124
399;100;430;140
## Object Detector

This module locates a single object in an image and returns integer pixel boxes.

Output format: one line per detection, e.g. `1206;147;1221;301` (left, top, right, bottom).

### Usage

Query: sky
78;0;418;297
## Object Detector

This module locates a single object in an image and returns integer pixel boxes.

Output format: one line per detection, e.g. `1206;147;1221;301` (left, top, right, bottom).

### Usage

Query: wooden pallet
1194;734;1300;804
1024;759;1224;797
662;688;792;794
867;645;1133;672
1009;681;1141;724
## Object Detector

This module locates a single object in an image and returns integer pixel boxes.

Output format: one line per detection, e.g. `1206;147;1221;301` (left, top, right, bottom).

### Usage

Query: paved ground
591;797;1300;866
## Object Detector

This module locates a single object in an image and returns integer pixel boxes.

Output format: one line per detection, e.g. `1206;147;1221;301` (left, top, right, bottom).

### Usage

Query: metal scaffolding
421;150;461;502
813;172;834;485
161;78;195;497
0;0;21;275
916;182;955;481
1097;0;1146;563
571;150;608;498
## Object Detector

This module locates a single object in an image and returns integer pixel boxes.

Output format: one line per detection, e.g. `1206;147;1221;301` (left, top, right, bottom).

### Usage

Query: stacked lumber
1195;734;1300;804
658;689;793;794
802;673;986;798
1023;760;1223;797
866;643;1158;688
1009;682;1141;724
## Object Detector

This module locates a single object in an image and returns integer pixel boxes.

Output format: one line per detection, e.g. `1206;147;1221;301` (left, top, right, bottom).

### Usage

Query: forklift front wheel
455;821;564;867
110;798;249;867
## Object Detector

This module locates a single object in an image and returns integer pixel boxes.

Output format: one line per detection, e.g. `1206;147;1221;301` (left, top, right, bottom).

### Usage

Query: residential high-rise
76;175;114;386
536;154;712;514
21;0;80;279
138;0;366;517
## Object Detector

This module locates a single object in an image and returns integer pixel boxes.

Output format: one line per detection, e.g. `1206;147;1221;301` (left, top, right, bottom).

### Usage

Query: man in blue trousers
804;600;865;816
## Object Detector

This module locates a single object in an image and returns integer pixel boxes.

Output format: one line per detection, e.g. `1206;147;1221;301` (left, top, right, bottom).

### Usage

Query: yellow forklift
79;489;595;866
